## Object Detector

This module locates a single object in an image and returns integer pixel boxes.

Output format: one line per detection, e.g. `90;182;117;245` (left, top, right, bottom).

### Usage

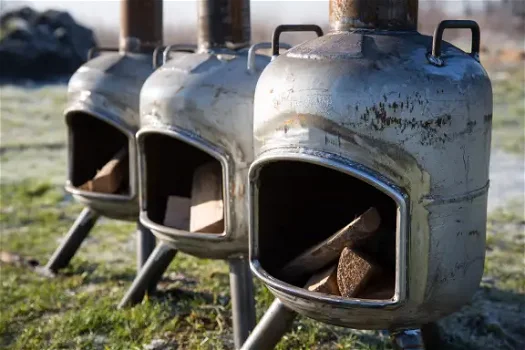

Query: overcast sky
2;0;482;28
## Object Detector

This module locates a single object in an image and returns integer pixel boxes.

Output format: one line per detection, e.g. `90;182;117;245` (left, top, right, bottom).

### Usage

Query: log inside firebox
279;207;381;282
304;264;340;295
337;247;381;298
79;148;127;194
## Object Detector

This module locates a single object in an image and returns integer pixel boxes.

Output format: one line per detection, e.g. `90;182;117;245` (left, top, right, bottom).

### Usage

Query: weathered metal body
64;0;164;221
44;0;162;274
129;2;273;347
65;52;154;220
249;13;492;332
138;48;272;259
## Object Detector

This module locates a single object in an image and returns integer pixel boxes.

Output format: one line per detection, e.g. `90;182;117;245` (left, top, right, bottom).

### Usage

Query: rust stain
238;183;245;197
230;0;250;44
258;111;426;188
329;0;417;30
361;105;452;133
120;0;162;51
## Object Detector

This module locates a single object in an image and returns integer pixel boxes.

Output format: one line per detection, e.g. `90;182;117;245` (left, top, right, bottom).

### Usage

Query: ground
0;59;523;349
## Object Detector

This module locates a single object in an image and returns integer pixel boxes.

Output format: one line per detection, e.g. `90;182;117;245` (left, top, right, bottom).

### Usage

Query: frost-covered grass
1;181;523;349
0;85;67;185
0;181;394;350
491;67;525;155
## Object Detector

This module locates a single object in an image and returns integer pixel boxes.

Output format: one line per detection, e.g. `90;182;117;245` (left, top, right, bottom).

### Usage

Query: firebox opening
257;161;397;300
143;133;225;234
68;113;130;195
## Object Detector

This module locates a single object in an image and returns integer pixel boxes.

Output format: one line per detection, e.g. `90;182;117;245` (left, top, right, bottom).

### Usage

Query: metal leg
229;258;256;349
137;221;157;294
118;242;177;308
390;329;425;350
240;298;297;350
421;322;444;350
137;220;156;269
44;207;99;273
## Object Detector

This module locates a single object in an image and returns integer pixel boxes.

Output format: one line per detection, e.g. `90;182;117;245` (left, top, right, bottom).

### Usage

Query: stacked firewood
279;208;394;299
163;161;224;234
79;148;127;194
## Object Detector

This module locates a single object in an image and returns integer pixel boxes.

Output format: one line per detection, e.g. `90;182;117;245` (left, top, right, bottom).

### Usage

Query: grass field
0;62;523;349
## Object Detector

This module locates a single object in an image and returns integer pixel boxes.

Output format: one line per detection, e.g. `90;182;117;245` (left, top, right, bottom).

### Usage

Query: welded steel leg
229;258;256;349
118;242;177;308
421;322;443;350
136;220;156;270
44;207;99;273
390;329;425;350
240;298;297;350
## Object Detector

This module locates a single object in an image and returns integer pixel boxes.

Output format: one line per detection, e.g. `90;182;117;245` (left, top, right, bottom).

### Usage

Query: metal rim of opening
64;105;137;203
137;124;233;242
248;149;409;309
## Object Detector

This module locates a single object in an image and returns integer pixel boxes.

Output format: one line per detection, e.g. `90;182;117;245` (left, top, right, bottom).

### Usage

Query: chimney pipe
120;0;163;53
329;0;418;31
197;0;251;52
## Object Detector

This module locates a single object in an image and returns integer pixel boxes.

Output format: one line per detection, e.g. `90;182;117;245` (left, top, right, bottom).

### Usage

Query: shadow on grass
151;287;218;305
60;262;137;284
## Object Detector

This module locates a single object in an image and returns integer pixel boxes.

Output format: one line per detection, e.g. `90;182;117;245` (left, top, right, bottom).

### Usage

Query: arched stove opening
255;160;397;300
67;112;130;195
142;133;225;234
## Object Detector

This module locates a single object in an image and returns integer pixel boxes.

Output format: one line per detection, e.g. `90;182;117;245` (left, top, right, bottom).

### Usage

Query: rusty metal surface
120;0;162;52
138;48;272;259
249;29;492;329
329;0;418;31
65;53;155;220
197;0;250;52
230;0;251;47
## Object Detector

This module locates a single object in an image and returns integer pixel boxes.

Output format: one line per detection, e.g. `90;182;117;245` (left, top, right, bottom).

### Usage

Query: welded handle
247;42;292;73
162;44;197;65
271;24;323;57
87;47;119;60
152;44;197;69
429;20;480;66
152;46;165;69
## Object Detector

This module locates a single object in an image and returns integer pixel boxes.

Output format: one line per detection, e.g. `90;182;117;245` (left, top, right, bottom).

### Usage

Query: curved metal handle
271;24;323;57
429;20;480;66
247;42;292;74
163;44;197;64
87;47;119;60
152;46;165;69
152;44;197;69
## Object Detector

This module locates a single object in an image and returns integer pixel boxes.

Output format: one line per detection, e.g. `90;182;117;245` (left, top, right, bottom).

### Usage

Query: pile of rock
0;6;97;82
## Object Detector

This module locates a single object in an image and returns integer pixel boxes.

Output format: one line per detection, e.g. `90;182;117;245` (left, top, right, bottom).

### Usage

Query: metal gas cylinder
138;9;278;260
65;0;164;220
248;0;492;330
65;51;154;219
128;44;273;346
43;0;164;275
128;2;285;346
